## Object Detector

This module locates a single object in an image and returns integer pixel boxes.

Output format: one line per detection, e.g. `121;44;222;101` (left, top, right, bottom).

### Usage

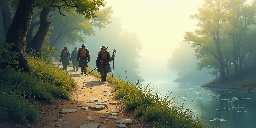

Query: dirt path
28;66;146;128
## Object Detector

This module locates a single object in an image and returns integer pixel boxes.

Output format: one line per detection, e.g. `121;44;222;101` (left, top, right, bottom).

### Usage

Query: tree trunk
31;7;51;57
0;0;13;37
214;27;227;82
26;21;40;52
4;0;36;72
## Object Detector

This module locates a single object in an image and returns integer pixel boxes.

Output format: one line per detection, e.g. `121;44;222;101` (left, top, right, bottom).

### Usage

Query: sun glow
105;0;204;79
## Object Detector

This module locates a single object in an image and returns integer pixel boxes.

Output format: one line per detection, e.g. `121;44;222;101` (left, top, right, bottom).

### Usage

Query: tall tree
185;0;256;82
223;0;256;77
30;7;52;57
185;0;228;82
0;0;13;38
4;0;36;72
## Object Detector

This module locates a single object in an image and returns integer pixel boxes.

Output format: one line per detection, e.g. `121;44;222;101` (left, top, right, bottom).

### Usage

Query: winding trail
30;64;147;128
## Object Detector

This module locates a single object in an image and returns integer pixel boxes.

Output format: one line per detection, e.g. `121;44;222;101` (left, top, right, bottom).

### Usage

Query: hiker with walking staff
96;45;116;81
60;47;70;71
77;44;90;75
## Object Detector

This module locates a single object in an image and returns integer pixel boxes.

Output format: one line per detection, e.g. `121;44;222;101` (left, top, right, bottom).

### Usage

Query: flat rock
59;109;78;114
79;123;99;128
116;119;133;124
89;105;105;110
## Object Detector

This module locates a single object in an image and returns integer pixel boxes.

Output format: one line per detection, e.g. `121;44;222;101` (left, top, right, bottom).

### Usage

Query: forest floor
0;64;154;128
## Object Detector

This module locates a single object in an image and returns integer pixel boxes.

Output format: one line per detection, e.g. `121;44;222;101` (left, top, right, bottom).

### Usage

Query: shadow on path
84;81;105;88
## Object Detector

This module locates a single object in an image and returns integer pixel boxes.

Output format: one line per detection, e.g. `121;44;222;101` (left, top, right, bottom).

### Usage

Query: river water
141;79;256;128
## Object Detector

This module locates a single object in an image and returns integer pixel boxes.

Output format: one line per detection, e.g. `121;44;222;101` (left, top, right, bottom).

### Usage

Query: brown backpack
62;50;68;57
100;50;108;59
80;48;87;58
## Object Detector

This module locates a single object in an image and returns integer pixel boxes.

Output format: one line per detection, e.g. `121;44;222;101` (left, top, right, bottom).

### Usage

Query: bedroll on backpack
80;49;86;58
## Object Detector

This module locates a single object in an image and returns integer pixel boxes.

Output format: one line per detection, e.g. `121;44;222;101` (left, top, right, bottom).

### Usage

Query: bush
103;75;212;128
0;92;38;124
27;56;76;90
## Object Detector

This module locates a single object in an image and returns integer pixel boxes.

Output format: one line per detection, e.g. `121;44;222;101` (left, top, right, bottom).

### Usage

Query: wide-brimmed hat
81;44;86;47
101;45;107;50
64;47;68;50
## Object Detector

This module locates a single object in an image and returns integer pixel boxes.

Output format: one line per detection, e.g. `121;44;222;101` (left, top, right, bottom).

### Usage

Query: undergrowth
102;75;212;128
0;56;76;124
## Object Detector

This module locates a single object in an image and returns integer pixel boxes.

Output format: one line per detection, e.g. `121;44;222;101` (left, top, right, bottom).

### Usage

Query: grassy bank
88;69;212;128
0;56;76;124
202;71;256;92
1;56;211;127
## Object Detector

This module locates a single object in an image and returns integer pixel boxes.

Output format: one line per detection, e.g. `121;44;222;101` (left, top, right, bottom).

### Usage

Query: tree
49;7;112;49
184;0;256;81
0;0;13;37
4;0;36;72
1;0;106;71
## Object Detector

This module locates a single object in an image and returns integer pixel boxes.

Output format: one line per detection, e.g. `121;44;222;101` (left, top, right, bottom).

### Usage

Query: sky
104;0;204;80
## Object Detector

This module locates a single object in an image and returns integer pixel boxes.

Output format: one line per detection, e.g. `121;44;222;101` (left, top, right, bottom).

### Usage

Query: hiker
96;45;115;81
77;44;90;74
60;47;70;71
70;47;79;72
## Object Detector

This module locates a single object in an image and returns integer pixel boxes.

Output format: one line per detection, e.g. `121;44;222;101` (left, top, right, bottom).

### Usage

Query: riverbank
202;75;256;93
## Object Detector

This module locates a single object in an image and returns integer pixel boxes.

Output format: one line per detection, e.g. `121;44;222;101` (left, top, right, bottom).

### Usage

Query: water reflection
142;80;256;128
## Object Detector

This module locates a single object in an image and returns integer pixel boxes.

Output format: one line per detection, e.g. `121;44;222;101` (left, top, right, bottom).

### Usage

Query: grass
0;55;212;127
89;73;213;128
0;56;76;124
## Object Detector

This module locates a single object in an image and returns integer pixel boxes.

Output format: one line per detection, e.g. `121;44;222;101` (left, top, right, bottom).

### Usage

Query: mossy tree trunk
4;0;36;72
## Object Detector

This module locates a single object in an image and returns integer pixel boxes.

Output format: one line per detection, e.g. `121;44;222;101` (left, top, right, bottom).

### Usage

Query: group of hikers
59;44;115;81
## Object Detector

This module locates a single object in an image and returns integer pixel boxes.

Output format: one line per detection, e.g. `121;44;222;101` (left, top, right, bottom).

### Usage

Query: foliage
0;56;76;124
27;56;76;91
48;5;112;49
184;0;256;81
0;42;18;65
95;74;212;128
0;92;38;124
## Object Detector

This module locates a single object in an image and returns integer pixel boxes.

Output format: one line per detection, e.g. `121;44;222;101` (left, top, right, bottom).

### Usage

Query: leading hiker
96;45;115;81
77;44;90;74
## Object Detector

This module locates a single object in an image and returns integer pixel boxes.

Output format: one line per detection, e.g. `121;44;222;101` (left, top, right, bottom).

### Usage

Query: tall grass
101;75;212;128
0;56;76;124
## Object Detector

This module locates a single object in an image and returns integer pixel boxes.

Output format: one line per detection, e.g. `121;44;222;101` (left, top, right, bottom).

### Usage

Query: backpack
80;48;87;58
62;50;68;57
100;50;108;59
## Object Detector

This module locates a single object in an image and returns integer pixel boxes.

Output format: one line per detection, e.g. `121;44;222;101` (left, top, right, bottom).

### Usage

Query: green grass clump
0;56;77;124
0;92;39;124
100;75;212;128
27;56;76;90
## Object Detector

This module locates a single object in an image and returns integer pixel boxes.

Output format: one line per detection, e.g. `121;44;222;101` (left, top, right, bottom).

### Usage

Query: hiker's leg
100;72;104;81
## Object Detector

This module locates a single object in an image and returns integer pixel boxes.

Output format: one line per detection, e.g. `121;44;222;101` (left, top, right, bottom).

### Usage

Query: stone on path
79;123;99;128
116;118;133;124
59;108;78;114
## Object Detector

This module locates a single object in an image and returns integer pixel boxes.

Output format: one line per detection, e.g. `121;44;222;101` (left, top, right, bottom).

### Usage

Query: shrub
27;56;76;90
104;75;212;128
0;92;38;124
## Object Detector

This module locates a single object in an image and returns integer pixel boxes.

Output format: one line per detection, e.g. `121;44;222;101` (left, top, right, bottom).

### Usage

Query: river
141;79;256;128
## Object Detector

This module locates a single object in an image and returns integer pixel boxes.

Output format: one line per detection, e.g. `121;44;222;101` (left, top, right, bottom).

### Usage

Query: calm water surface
142;79;256;128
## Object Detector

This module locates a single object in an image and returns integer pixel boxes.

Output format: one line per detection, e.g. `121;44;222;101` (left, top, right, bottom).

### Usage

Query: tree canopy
184;0;256;82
